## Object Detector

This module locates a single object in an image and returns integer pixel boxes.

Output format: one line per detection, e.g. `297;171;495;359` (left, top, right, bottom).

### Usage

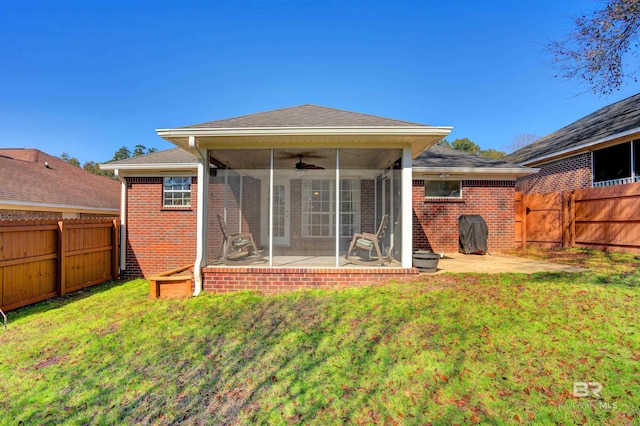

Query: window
424;180;462;198
302;179;360;237
163;177;191;207
593;142;632;184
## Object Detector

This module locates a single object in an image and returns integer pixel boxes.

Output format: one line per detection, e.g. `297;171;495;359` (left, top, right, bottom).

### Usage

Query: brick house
504;93;640;194
102;105;535;293
0;148;120;219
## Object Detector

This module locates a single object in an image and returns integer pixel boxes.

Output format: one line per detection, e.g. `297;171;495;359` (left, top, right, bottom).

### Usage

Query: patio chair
345;214;390;266
216;214;263;265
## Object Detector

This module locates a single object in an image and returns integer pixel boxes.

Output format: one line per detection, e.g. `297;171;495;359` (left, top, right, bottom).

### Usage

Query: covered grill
458;215;488;255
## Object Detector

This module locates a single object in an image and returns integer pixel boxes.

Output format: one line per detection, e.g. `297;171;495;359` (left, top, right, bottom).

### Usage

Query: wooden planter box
149;265;193;299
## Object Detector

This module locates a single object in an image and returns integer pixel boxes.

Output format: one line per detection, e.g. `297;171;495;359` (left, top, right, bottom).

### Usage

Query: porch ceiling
210;148;403;170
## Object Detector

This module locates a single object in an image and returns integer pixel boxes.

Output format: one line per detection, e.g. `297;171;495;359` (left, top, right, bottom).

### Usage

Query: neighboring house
504;93;640;194
0;148;121;219
102;105;535;293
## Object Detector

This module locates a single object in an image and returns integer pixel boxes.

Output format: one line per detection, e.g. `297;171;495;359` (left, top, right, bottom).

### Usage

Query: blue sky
1;0;638;165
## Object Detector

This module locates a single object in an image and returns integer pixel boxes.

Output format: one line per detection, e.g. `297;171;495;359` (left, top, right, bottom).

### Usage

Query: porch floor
208;255;402;268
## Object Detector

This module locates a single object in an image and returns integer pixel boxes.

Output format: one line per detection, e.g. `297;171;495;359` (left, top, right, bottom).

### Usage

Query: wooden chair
216;214;263;265
345;214;390;265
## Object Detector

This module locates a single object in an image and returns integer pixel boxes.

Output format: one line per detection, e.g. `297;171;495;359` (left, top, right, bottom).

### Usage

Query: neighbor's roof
0;149;121;213
181;104;427;128
504;93;640;165
413;145;536;177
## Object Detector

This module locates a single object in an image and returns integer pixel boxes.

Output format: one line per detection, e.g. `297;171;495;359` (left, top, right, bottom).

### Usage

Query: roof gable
504;93;640;165
181;104;428;128
0;149;121;211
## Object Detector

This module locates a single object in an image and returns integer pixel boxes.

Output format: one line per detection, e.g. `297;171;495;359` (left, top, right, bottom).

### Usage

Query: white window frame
424;179;462;198
163;177;192;207
302;178;360;237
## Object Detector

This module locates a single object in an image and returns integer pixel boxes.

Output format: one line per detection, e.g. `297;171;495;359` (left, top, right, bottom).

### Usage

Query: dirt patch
32;355;63;370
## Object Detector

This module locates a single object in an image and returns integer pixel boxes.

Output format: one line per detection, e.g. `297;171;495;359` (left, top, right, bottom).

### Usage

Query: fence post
562;192;569;248
58;220;66;296
569;192;576;247
521;193;527;249
112;218;119;280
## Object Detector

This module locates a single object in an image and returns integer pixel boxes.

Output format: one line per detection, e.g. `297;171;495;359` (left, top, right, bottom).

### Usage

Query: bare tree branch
548;0;640;94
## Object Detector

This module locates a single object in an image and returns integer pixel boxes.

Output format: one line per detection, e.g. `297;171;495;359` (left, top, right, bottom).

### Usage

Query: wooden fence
516;182;640;253
0;218;119;312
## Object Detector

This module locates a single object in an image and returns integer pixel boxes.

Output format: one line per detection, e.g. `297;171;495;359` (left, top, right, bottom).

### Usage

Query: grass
0;250;639;425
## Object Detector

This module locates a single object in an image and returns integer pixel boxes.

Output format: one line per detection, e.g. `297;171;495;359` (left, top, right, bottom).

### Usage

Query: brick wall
203;266;417;293
516;153;592;194
125;175;516;279
123;176;197;278
412;180;516;253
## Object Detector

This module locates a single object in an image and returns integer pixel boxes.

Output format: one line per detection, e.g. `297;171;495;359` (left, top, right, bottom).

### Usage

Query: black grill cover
458;215;488;255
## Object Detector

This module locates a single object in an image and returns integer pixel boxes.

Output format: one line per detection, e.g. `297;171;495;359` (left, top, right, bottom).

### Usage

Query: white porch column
401;147;413;268
190;136;208;296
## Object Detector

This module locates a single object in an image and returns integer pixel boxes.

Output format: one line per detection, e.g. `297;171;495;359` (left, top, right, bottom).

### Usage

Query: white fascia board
100;162;197;171
0;200;119;215
156;126;454;138
518;126;640;166
414;167;539;178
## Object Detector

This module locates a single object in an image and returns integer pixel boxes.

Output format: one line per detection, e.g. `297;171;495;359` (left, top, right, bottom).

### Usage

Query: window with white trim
163;177;191;207
302;179;360;237
592;140;638;186
424;180;462;198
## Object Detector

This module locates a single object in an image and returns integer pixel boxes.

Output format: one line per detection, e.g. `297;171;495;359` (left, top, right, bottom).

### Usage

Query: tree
437;138;452;148
504;133;541;153
112;146;131;161
60;152;80;167
451;138;481;155
479;148;507;160
548;0;640;94
83;161;114;177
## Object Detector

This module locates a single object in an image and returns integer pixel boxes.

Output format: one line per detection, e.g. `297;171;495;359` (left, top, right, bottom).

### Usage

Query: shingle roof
413;145;526;169
504;93;640;165
104;148;197;166
181;104;428;128
0;149;121;211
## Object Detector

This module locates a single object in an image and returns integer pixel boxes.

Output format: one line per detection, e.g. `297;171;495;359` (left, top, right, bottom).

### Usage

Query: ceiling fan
295;154;325;170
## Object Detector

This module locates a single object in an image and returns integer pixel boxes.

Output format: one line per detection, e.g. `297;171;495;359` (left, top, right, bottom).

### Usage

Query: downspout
188;136;208;296
114;169;127;272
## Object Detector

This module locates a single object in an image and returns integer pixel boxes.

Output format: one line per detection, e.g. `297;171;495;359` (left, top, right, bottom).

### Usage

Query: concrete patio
433;252;586;274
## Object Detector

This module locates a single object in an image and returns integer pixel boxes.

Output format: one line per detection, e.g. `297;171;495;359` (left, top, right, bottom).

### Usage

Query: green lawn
1;250;638;425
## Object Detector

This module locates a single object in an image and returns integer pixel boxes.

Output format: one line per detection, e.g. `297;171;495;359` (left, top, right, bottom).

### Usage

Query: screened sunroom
155;104;451;292
205;148;404;268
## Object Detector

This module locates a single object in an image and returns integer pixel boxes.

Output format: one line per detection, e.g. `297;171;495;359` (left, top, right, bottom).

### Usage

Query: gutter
156;125;454;138
0;200;119;215
414;166;538;178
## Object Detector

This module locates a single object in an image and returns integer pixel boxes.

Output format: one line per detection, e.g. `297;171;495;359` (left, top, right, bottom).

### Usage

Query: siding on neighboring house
515;153;592;194
412;180;516;253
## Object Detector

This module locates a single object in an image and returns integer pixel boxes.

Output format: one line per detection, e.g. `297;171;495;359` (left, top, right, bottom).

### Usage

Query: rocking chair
216;214;263;265
345;214;390;265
